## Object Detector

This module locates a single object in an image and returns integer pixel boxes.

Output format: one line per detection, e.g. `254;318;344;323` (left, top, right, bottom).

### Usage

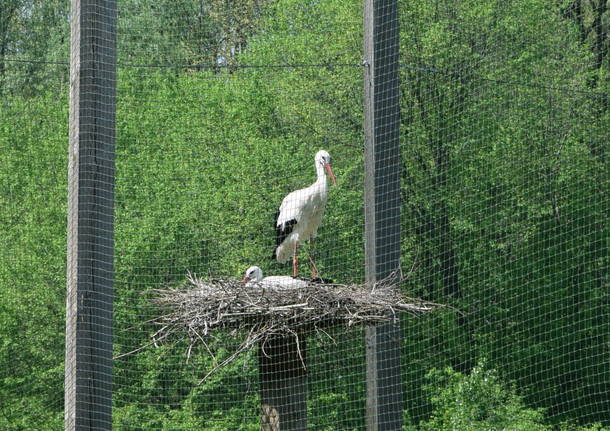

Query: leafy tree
415;361;552;431
0;93;67;430
0;0;608;429
397;0;609;424
118;0;270;68
0;0;69;96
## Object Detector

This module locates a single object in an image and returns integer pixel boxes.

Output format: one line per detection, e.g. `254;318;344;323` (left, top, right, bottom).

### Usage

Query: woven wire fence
0;0;608;430
112;2;369;428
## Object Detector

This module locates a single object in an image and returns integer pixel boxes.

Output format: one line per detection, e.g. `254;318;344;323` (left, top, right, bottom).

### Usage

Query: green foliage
405;362;610;431
397;0;609;425
0;0;69;97
0;93;67;430
0;0;609;429
417;361;551;431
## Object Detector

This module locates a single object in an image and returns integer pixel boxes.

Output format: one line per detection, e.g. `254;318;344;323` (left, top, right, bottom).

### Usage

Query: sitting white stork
242;266;307;289
272;149;336;277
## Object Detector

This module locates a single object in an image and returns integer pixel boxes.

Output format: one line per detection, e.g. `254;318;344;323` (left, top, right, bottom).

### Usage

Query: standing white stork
242;266;308;289
272;149;336;277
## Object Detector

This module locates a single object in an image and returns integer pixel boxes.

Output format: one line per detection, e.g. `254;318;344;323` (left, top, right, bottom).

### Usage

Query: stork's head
315;150;337;185
242;266;263;283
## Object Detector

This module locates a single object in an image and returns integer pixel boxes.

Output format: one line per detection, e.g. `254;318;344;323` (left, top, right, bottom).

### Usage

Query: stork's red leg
308;255;319;278
308;241;319;277
292;243;299;278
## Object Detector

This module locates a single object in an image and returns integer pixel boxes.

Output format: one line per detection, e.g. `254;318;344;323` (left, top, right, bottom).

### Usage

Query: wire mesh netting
112;2;367;428
0;0;608;430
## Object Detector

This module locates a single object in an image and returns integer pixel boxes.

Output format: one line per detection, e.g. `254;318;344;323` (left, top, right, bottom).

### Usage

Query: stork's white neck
315;161;327;183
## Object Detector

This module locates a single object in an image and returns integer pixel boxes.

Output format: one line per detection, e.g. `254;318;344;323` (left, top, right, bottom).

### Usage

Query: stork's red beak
324;163;337;185
241;276;251;283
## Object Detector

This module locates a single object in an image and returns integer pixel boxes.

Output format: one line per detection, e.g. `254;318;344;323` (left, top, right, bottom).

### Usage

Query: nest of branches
140;273;437;381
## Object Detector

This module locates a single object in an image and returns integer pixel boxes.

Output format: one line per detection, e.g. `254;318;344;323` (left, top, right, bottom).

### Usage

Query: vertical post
363;0;402;430
259;335;307;431
65;0;117;430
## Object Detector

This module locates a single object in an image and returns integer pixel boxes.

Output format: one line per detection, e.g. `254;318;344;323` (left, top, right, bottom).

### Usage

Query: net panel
0;0;608;430
111;0;366;429
0;0;70;429
399;1;609;428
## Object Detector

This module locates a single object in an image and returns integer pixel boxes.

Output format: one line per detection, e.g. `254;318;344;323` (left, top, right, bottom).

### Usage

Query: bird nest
136;273;437;381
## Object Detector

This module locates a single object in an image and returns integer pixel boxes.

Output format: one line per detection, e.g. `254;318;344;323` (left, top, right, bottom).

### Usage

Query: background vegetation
0;0;608;429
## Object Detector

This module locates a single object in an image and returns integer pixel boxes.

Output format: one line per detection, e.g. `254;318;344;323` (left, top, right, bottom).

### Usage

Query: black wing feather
271;209;297;260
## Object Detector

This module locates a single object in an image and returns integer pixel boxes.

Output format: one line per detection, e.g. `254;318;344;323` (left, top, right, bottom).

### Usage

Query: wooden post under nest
258;334;307;431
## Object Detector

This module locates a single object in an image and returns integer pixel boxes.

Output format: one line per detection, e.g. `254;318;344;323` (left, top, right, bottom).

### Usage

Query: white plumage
242;266;307;289
272;150;336;277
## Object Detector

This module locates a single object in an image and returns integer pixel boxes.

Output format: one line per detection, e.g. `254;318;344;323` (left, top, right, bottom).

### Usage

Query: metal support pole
65;0;117;429
363;0;403;430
